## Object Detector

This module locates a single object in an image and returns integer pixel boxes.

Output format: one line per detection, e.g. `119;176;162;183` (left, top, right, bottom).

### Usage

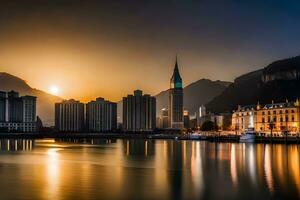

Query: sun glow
49;85;60;95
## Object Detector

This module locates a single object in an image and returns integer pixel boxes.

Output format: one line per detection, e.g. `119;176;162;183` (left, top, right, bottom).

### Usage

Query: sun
49;85;60;95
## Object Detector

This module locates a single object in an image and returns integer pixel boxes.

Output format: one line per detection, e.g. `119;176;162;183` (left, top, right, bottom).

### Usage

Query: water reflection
0;139;34;151
55;138;117;145
230;144;238;187
0;139;298;200
264;145;274;194
123;139;155;156
46;148;60;199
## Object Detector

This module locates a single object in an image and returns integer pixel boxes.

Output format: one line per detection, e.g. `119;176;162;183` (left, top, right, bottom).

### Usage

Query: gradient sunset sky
0;0;300;102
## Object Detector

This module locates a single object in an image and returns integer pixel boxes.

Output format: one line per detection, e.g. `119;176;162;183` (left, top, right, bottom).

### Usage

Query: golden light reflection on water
248;145;257;186
45;148;60;200
289;146;300;197
0;139;299;199
230;144;238;187
191;142;203;195
264;145;274;193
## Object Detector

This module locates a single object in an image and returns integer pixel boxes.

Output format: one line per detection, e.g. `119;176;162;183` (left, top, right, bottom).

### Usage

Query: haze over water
0;139;299;200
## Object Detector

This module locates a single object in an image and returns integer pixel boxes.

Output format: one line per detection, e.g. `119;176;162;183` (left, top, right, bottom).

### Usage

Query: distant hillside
155;79;231;116
206;55;300;113
0;72;63;126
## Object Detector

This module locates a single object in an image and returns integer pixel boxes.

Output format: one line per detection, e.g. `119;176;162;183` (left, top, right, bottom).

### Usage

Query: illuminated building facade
232;100;300;134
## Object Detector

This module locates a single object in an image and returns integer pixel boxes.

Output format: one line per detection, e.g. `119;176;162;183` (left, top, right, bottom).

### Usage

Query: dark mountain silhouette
206;55;300;113
155;79;231;116
0;72;63;126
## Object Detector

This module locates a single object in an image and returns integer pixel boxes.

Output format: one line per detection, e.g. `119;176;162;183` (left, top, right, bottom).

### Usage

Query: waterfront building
189;114;198;129
123;90;156;132
197;105;207;128
168;57;184;129
157;108;169;129
183;109;190;129
196;105;232;131
55;99;84;132
232;100;300;134
213;113;232;131
0;91;37;132
86;97;117;132
199;105;206;118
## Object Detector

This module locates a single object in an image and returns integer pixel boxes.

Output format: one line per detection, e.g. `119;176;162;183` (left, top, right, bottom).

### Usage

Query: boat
240;128;256;143
189;133;201;140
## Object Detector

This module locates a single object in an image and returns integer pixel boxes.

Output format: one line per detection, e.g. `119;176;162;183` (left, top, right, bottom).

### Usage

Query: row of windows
262;109;295;115
237;109;296;117
262;116;295;123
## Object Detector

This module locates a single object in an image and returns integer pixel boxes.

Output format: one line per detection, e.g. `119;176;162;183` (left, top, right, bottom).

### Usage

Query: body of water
0;139;299;200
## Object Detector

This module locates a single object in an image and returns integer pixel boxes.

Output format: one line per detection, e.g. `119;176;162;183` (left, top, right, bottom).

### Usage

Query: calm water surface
0;139;299;200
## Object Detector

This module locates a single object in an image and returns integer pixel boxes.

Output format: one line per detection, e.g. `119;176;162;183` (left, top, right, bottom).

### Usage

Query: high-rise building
55;99;84;132
123;90;156;132
0;91;37;132
0;91;6;123
86;97;117;132
168;57;184;129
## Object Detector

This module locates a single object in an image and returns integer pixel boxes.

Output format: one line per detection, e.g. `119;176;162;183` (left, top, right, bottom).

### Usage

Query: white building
55;99;84;132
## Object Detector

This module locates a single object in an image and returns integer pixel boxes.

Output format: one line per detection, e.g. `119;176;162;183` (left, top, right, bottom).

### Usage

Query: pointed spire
170;54;182;89
175;54;179;71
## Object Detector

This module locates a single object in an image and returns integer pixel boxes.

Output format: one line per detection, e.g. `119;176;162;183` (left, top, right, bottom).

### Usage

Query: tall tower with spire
168;56;184;129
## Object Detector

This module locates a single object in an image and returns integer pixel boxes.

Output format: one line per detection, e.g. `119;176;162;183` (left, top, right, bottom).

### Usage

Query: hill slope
155;79;231;116
206;55;300;113
0;72;63;126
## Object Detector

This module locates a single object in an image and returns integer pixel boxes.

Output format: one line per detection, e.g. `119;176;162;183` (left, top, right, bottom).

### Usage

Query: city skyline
1;2;300;200
1;1;300;101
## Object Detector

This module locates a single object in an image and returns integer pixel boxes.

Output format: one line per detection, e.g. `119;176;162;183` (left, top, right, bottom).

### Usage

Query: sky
0;0;300;102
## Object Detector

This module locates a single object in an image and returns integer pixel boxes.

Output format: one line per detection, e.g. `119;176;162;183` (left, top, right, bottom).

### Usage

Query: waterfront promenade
0;132;299;144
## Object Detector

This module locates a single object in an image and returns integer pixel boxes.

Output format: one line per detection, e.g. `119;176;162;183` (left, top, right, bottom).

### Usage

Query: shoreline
0;133;299;144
